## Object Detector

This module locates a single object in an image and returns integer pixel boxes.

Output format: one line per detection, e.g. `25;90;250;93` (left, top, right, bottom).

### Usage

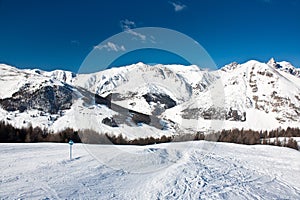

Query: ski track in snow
0;141;299;199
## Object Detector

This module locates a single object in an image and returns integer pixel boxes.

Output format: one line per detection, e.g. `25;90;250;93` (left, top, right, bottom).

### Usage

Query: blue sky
0;0;299;72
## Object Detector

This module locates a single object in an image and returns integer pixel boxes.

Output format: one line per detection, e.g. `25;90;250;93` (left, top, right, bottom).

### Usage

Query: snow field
1;141;299;199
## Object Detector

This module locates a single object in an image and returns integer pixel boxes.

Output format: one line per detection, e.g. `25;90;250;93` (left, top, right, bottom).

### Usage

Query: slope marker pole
69;140;74;160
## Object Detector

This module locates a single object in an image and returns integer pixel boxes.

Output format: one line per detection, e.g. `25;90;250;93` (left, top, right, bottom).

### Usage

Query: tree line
0;121;81;143
0;121;298;150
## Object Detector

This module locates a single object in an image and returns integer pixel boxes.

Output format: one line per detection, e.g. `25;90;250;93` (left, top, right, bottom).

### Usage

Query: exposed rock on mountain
0;84;73;114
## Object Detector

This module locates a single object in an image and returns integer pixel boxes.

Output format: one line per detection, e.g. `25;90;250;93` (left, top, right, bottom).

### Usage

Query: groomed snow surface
1;141;299;199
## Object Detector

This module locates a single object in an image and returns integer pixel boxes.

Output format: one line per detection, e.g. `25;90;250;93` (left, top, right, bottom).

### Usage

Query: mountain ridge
0;59;299;139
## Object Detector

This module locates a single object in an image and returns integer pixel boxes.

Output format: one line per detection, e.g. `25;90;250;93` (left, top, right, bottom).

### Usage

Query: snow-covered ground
1;141;299;199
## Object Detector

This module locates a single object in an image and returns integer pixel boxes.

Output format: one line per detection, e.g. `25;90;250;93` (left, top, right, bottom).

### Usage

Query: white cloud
170;1;186;12
94;42;126;52
120;19;147;41
126;29;146;41
120;19;136;31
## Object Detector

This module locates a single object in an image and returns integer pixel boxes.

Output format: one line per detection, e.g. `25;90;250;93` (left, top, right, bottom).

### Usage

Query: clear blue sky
0;0;299;72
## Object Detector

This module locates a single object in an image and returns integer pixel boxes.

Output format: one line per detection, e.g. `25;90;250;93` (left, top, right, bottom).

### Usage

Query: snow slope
73;62;194;115
0;141;299;199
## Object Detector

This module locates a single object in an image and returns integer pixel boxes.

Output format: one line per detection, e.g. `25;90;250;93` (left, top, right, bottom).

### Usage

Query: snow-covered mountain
0;58;299;139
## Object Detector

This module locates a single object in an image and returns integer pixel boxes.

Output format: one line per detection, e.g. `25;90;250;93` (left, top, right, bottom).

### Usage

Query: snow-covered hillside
0;58;299;139
216;59;300;130
0;141;299;199
0;64;66;99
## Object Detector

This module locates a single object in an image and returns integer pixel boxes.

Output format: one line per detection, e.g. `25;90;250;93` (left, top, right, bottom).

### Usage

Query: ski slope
1;141;299;199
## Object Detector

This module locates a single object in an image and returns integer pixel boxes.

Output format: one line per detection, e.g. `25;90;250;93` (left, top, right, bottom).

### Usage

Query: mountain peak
267;58;276;66
220;62;239;72
0;63;18;71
